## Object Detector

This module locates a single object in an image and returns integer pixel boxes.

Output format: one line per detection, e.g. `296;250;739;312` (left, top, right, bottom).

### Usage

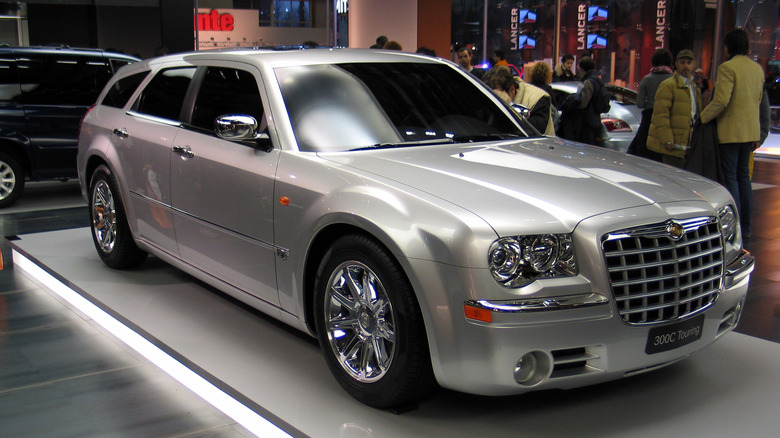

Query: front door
170;65;280;306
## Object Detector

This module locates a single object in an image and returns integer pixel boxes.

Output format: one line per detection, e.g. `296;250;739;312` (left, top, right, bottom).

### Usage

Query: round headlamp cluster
488;234;576;288
718;205;738;244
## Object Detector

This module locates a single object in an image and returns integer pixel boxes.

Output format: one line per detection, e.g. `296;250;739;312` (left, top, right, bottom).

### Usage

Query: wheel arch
303;224;388;335
0;138;32;178
83;154;111;189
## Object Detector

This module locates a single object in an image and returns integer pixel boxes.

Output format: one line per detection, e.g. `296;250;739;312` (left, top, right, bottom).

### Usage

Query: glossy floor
0;182;256;437
0;156;779;437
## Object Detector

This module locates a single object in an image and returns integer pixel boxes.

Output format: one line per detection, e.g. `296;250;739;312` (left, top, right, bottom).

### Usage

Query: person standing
646;50;702;168
553;54;575;82
456;45;485;80
626;48;673;160
483;66;554;135
700;29;765;239
491;50;508;68
528;61;557;108
576;56;605;146
370;35;388;49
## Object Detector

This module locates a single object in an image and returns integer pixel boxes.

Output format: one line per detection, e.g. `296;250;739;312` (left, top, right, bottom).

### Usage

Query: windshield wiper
350;137;454;151
451;133;523;143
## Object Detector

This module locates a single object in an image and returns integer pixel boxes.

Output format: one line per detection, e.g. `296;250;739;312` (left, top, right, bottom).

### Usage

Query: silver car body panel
78;49;752;396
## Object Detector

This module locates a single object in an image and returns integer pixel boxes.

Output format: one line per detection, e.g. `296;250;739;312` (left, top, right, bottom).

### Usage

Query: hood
320;138;722;235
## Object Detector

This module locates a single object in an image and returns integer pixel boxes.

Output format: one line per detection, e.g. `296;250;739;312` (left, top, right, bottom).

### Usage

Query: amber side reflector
464;304;492;323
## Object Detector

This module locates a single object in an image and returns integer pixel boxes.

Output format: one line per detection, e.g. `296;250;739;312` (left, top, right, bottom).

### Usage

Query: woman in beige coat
646;50;702;168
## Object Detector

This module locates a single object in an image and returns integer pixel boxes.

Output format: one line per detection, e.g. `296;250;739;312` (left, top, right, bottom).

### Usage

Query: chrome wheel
91;179;117;254
0;152;24;208
324;261;396;383
0;160;16;200
88;165;146;268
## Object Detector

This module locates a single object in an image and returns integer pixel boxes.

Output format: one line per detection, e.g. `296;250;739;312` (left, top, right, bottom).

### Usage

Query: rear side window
110;58;135;73
102;71;148;109
135;67;196;121
17;53;113;106
0;52;20;103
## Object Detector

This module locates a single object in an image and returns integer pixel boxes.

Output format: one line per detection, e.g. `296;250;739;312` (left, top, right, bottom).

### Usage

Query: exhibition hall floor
1;157;780;437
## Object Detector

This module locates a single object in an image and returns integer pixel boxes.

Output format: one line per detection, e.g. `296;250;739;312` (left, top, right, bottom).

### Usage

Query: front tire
314;234;435;408
0;151;25;208
89;164;147;268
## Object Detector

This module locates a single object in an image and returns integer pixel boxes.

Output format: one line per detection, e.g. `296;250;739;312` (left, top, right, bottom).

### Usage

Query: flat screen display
519;9;537;24
588;6;608;22
517;35;537;49
587;34;607;49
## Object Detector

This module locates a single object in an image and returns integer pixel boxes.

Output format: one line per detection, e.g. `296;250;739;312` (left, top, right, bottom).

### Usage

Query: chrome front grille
602;217;724;325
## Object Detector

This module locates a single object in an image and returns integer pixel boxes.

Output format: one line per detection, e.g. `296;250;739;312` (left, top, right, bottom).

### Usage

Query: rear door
0;49;26;156
120;66;198;256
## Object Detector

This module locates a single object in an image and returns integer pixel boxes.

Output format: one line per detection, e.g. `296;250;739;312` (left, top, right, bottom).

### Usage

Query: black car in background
0;46;138;207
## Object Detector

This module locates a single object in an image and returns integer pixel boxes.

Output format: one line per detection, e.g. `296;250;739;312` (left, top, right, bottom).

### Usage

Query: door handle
112;128;129;138
173;145;195;158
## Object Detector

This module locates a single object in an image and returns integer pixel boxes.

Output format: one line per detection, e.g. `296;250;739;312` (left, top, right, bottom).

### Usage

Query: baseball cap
677;49;695;61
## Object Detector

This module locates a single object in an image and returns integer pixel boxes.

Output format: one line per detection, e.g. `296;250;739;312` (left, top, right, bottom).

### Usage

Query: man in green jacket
647;49;702;168
700;29;764;239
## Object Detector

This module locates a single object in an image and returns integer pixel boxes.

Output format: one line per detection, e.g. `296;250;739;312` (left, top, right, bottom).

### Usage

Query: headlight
488;234;577;288
718;205;738;244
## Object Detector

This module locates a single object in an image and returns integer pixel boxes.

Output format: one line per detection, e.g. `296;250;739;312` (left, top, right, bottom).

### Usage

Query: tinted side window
17;53;113;106
110;58;135;73
102;71;148;109
190;67;264;131
0;52;20;103
136;67;196;121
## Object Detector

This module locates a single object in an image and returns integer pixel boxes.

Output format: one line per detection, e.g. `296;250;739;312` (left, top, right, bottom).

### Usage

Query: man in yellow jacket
700;29;764;239
646;49;702;168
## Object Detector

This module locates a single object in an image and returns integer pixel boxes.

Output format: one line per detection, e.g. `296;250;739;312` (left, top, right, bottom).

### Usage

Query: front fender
272;151;498;324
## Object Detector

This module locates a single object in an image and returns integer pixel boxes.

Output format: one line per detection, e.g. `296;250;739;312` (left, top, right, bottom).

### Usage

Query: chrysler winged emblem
667;221;685;240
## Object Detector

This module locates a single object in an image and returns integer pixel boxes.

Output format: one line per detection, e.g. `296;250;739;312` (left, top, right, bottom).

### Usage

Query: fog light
513;351;551;386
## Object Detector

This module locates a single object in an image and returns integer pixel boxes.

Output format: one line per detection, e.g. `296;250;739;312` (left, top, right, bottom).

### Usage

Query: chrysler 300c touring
77;49;754;408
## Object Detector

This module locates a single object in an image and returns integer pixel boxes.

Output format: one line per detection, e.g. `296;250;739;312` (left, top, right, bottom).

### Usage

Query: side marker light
464;304;492;323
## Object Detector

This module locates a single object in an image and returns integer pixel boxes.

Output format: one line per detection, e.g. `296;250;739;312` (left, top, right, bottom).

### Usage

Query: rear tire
89;164;147;268
314;234;435;408
0;151;25;208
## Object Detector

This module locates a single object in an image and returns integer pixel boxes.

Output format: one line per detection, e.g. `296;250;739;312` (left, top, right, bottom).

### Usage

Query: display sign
197;8;263;49
655;1;667;48
577;4;587;50
196;10;234;32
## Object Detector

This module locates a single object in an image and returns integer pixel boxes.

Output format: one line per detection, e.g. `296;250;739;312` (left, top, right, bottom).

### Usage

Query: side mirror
511;103;531;119
215;115;272;151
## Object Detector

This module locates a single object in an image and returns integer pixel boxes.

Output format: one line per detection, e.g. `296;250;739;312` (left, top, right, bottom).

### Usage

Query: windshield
275;62;536;152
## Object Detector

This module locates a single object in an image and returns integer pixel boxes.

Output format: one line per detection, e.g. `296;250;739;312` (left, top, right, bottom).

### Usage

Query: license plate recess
645;314;705;354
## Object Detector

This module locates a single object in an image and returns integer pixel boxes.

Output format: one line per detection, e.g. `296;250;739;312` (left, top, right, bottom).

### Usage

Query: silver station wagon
77;49;754;408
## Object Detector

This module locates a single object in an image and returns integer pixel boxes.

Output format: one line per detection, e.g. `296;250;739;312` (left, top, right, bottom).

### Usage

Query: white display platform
11;228;780;437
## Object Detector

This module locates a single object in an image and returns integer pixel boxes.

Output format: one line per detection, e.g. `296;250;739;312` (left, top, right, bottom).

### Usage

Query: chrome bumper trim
724;249;754;288
466;293;609;313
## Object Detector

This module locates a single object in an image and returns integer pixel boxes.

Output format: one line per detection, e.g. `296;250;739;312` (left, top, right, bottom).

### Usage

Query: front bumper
424;249;753;396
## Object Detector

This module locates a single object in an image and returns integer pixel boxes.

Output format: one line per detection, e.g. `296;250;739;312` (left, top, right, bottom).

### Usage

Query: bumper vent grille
602;217;724;325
